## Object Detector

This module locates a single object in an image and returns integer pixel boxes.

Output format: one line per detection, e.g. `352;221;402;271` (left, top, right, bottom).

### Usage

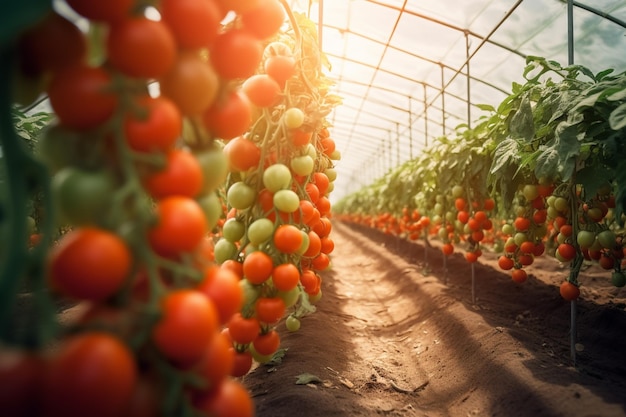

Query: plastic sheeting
289;0;626;201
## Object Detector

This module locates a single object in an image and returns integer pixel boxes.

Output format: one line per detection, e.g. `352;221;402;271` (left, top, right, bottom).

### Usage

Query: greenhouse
1;0;626;416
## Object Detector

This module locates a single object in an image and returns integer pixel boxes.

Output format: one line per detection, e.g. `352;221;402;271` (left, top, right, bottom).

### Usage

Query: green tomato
434;203;443;215
52;167;115;226
324;168;337;182
247;218;274;246
282;107;305;129
513;232;528;246
553;197;569;213
330;150;341;160
263;164;291;192
273;189;300;213
522;184;539;201
452;185;464;198
195;147;229;194
227;181;255;210
501;224;515;235
214;238;238;264
576;230;596;249
611;271;626;288
35;124;81;173
277;287;301;308
597;230;616;249
305;143;317;159
198;192;223;229
290;155;314;176
240;278;260;306
285;315;301;332
296;230;309;255
223;218;245;242
308;290;322;304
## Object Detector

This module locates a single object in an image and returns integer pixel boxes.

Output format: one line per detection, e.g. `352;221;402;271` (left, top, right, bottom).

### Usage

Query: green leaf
508;96;535;141
295;373;322;385
476;103;495;112
609;103;626;130
578;165;612;198
490;138;519;175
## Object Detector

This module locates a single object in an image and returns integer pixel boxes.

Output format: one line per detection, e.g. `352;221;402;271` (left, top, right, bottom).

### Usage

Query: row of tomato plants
334;56;626;299
0;1;339;416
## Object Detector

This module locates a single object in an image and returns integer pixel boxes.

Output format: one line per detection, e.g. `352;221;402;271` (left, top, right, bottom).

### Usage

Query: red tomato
152;289;219;366
143;149;204;199
48;228;131;301
41;332;137;417
241;0;285;39
264;54;296;88
224;136;261;172
159;51;219;115
124;95;182;153
242;74;281;107
254;296;285;324
230;350;253;377
160;0;222;49
193;379;254;417
148;196;208;257
271;263;300;292
273;224;303;254
47;64;118;131
197;265;244;325
17;11;86;76
227;313;261;345
242;251;274;285
65;0;133;22
252;330;280;356
107;17;176;79
192;332;235;393
210;28;263;80
202;90;253;140
0;348;42;417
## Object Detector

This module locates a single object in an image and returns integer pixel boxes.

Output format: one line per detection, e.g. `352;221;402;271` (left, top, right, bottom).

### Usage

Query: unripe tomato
263;163;292;192
282;108;304;129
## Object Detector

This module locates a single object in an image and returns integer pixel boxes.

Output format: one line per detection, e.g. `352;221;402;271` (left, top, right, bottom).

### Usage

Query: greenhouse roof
288;0;626;202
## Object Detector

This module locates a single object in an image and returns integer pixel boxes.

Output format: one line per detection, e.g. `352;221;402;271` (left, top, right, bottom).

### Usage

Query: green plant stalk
0;46;56;346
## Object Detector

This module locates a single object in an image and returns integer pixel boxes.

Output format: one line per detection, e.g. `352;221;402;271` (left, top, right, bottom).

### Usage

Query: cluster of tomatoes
496;181;625;297
430;185;495;262
1;0;339;417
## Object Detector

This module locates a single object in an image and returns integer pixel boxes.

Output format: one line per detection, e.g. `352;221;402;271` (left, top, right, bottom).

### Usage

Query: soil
242;221;626;417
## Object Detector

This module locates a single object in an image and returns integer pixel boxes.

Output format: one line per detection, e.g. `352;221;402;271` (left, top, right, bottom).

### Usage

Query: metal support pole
465;31;472;128
423;83;429;148
408;96;413;159
440;63;446;136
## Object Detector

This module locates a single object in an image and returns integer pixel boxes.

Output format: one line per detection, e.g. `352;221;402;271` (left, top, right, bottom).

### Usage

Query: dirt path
243;221;626;417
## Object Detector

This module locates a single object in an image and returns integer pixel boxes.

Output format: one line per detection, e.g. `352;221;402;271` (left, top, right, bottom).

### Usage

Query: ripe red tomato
252;330;280;356
193;379;254;417
48;227;131;301
197;265;244;325
192;332;235;393
0;348;42;417
498;255;514;270
242;251;274;285
557;243;576;261
255;296;286;324
107;17;176;79
224;136;261;172
202;90;253;140
41;332;137;417
271;263;300;291
160;0;222;49
148;196;208;257
152;289;219;366
242;74;281;107
210;28;263;79
159;51;219;115
17;11;86;77
65;0;133;22
274;224;303;254
241;0;285;39
47;64;118;130
143;149;203;199
124;95;182;153
559;281;580;301
511;268;528;283
227;313;260;345
264;54;296;88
